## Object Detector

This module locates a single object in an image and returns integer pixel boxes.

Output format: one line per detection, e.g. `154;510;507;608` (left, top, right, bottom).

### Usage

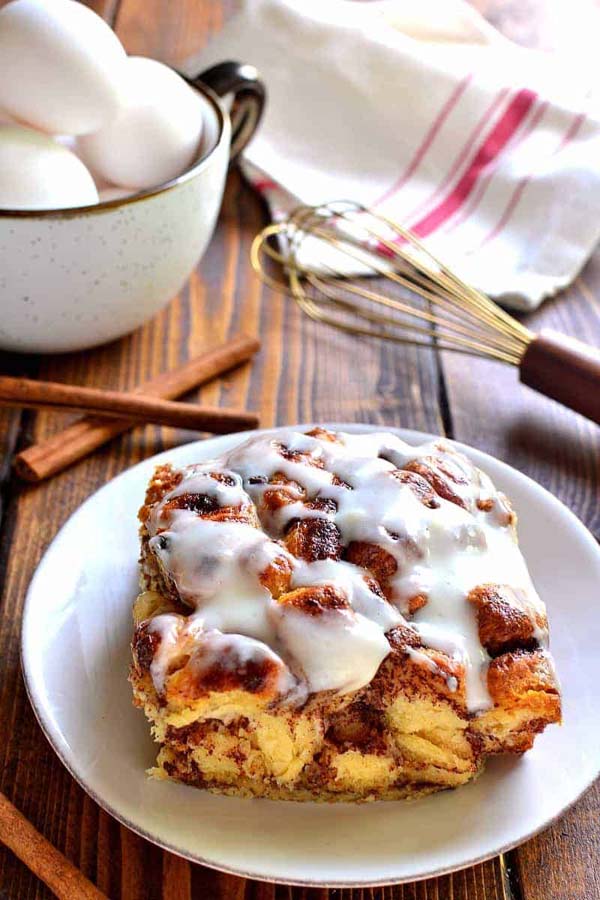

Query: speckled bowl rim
0;81;227;220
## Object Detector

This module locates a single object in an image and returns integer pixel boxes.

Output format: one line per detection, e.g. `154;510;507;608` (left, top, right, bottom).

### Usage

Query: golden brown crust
167;641;285;703
473;649;561;753
133;617;289;704
131;621;161;675
346;539;397;581
372;630;468;708
487;649;560;708
404;454;471;510
390;469;441;509
276;584;350;615
284;517;343;561
345;539;424;612
468;584;546;657
304;427;339;443
138;463;183;525
261;472;306;513
258;552;294;598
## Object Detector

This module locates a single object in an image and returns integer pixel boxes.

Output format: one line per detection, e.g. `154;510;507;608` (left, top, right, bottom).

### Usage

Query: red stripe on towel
475;109;587;251
374;71;473;207
409;88;537;239
400;86;511;224
442;97;548;238
253;177;279;192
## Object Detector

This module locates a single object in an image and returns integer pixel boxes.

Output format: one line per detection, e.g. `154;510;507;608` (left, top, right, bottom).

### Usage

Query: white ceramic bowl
0;62;265;353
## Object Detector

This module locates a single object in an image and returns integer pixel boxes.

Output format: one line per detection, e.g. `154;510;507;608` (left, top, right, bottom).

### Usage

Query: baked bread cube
130;428;561;801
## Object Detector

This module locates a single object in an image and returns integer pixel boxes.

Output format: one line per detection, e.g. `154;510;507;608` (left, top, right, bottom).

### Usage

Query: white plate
21;425;600;887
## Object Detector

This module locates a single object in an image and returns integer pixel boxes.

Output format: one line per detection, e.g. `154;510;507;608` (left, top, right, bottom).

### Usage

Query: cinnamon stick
0;791;107;899
14;335;260;483
0;377;258;432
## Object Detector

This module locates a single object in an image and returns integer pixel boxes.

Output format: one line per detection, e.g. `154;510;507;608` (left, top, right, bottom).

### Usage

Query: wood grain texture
0;792;106;900
0;0;598;898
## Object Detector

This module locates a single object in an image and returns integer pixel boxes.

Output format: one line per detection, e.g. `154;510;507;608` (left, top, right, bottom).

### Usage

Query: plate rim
20;423;600;887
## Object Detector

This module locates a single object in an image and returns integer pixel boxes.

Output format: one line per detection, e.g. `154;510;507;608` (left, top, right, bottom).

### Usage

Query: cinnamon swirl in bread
130;428;561;801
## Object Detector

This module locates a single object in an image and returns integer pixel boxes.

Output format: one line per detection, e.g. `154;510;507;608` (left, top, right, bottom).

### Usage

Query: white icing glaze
165;465;247;507
291;558;403;631
147;612;203;693
149;514;288;645
144;430;545;711
274;605;390;694
407;514;544;709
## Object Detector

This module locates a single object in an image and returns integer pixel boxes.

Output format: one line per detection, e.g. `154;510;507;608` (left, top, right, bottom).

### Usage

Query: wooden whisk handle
519;329;600;425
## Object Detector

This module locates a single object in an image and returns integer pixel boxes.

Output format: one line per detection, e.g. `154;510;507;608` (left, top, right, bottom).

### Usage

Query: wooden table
1;1;599;897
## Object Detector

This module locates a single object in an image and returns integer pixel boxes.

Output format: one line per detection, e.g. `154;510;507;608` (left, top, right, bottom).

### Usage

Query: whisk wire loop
250;201;533;366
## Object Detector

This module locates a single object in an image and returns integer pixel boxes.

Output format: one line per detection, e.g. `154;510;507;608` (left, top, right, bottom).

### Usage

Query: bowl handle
188;61;266;163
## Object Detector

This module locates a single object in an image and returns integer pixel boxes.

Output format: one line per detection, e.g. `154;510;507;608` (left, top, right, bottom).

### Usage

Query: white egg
78;56;205;190
89;168;133;202
0;125;99;209
0;0;127;135
98;185;133;202
53;134;77;150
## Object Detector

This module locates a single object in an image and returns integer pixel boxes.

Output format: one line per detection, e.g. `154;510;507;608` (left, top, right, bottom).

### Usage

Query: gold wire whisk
250;200;600;426
251;201;532;365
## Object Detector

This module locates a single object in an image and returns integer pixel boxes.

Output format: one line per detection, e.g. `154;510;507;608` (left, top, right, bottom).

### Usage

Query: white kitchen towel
185;0;600;309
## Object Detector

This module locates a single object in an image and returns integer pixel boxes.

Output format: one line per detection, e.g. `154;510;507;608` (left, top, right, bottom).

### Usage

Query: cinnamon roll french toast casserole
130;428;561;802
